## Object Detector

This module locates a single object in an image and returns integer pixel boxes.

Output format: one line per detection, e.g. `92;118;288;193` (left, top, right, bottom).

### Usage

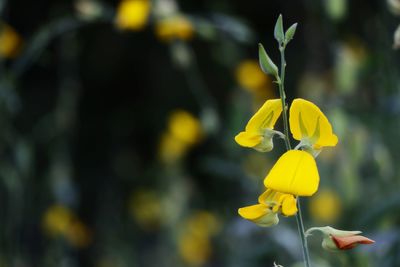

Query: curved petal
264;150;319;196
234;132;263;147
258;189;277;205
280;195;298;216
246;99;282;132
289;98;338;147
331;235;375;250
238;204;279;227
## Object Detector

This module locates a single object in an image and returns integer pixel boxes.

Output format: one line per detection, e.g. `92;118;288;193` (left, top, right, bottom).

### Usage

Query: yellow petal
258;189;276;205
238;204;279;227
280;195;298;216
264;150;320;196
289;98;338;147
234;131;263;147
246;99;282;132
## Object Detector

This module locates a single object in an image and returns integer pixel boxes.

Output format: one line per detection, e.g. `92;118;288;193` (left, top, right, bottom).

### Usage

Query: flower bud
305;226;374;251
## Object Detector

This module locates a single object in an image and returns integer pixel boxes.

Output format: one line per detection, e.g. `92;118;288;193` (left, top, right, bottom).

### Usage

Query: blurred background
0;0;399;266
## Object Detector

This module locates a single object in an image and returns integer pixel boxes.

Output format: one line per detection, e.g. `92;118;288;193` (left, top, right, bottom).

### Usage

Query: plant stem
278;45;291;151
277;44;312;267
295;198;312;267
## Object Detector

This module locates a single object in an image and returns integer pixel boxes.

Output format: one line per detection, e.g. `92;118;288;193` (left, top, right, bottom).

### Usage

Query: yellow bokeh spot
158;132;188;163
0;24;21;58
42;204;92;248
43;205;74;236
129;189;163;230
178;233;211;267
309;189;342;223
158;110;202;164
235;60;268;92
178;211;219;266
155;16;194;42
168;110;202;145
115;0;151;31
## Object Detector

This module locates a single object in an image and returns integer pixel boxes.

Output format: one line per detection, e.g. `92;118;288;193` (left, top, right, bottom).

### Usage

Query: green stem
278;46;291;151
277;44;311;267
295;198;312;267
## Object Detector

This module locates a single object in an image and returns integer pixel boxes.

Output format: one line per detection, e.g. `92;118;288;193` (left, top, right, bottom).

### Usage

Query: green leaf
274;14;284;44
258;43;279;78
285;23;298;44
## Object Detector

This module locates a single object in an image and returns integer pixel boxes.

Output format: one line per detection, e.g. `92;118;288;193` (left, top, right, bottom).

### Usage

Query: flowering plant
235;15;374;267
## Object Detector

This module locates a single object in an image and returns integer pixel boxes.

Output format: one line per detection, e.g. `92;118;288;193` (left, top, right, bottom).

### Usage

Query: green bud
258;44;279;78
284;23;298;44
274;14;285;44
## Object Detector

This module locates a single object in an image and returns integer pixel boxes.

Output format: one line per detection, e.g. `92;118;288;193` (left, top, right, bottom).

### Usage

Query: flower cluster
236;98;337;226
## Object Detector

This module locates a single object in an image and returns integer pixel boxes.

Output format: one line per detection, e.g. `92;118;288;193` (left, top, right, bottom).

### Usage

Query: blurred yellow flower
264;150;320;196
238;188;297;227
66;219;92;248
43;205;73;236
235;99;283;152
178;211;219;266
168;110;202;145
42;204;92;248
309;189;342;223
0;24;22;58
235;60;268;93
158;132;187;163
129;189;163;230
158;110;202;163
155;15;194;42
184;211;220;237
115;0;151;31
289;98;338;154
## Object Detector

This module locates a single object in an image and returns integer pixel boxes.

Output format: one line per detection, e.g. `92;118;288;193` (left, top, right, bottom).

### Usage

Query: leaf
285;23;298;44
258;43;279;78
274;14;284;44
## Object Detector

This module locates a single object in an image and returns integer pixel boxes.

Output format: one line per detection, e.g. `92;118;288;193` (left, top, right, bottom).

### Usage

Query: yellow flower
289;98;338;154
264;150;320;196
115;0;151;31
155;15;194;42
238;188;297;227
0;24;21;58
235;60;268;93
235;99;283;152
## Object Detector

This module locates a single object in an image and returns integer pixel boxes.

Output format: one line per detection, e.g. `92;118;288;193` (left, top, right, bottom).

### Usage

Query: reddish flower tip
331;234;375;250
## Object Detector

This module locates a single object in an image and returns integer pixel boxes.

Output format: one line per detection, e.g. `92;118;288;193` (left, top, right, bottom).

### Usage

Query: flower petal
234;132;263;147
238;204;279;227
280;195;298;216
246;99;282;132
264;150;319;196
331;234;375;250
289;98;338;148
